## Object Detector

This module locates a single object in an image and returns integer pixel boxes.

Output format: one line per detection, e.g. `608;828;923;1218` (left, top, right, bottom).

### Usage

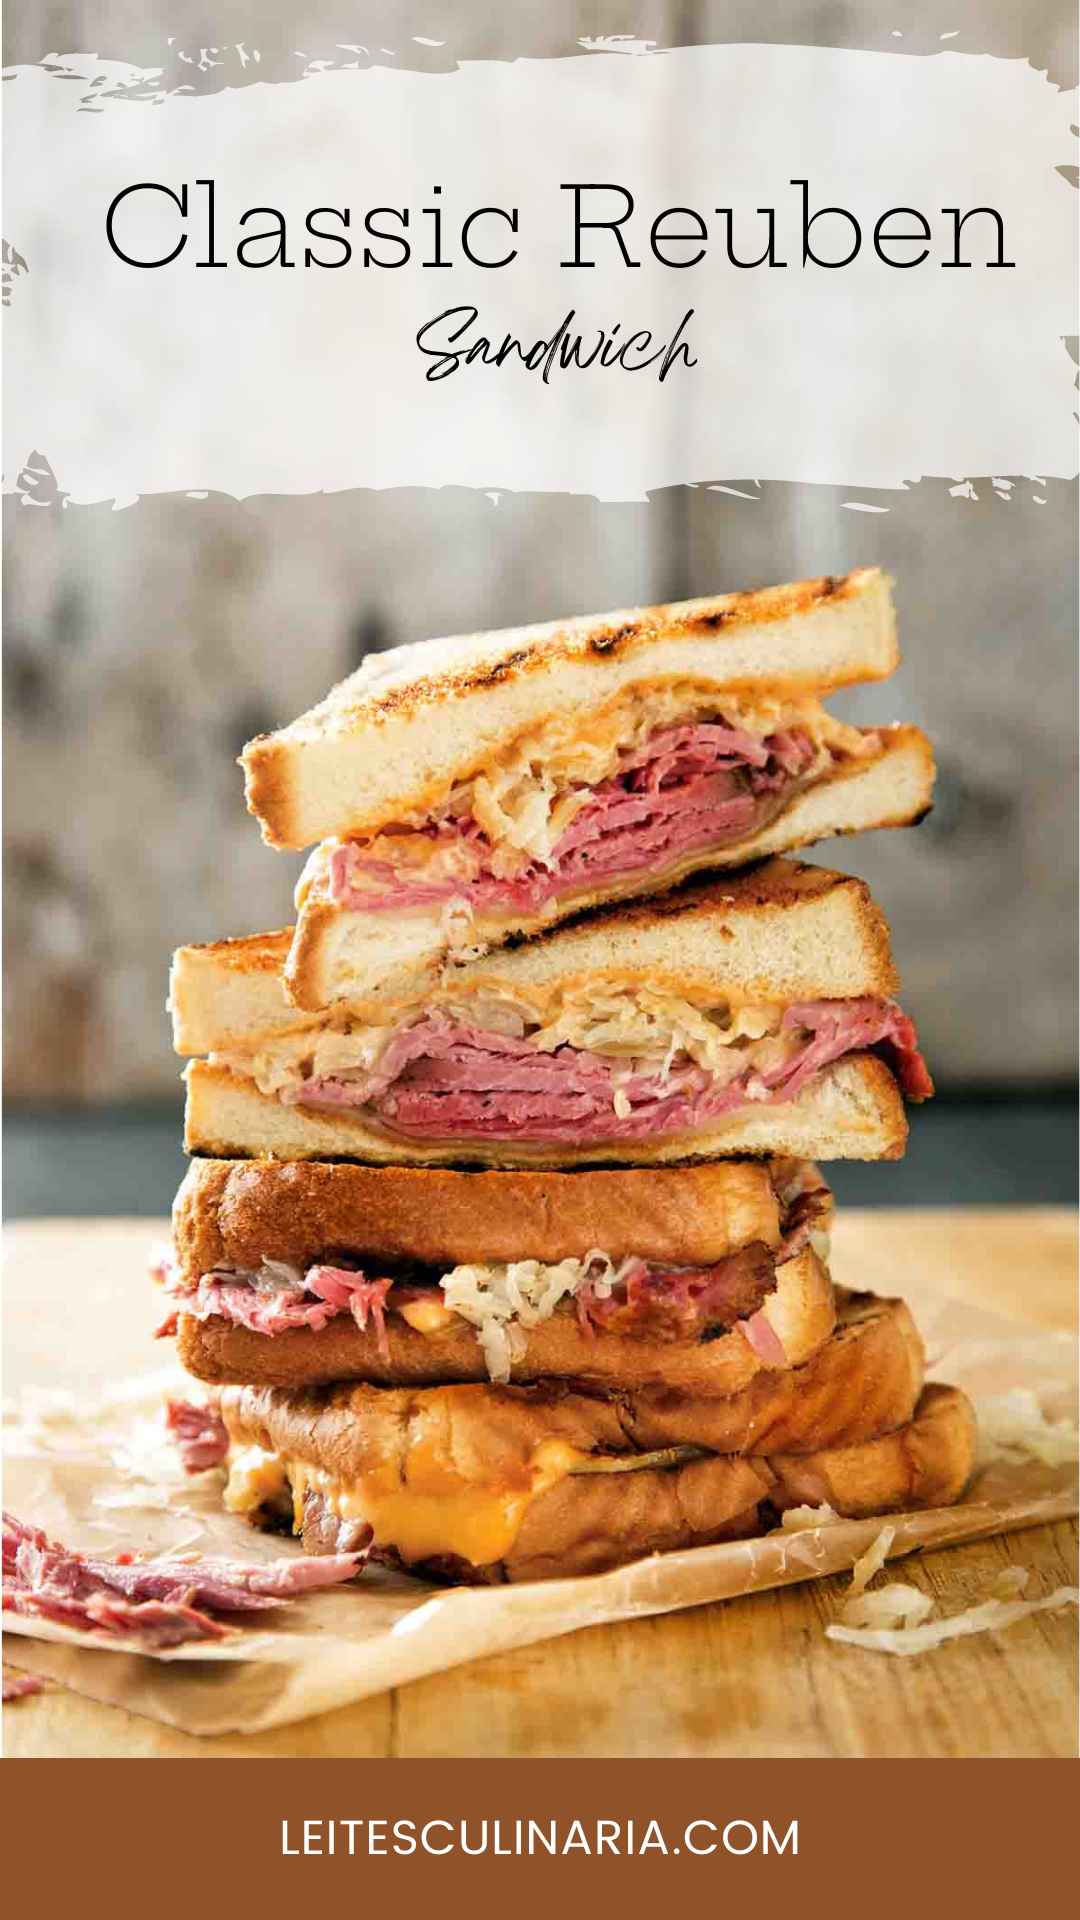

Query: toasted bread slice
616;1291;924;1452
184;1051;908;1167
285;726;931;1010
768;1383;977;1517
216;1373;973;1584
170;929;299;1058
171;859;900;1050
243;568;898;850
172;1154;786;1280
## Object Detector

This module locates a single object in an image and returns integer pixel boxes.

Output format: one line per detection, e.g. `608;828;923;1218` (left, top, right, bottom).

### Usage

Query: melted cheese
286;1446;568;1568
398;1297;457;1334
225;1437;698;1568
222;1444;289;1515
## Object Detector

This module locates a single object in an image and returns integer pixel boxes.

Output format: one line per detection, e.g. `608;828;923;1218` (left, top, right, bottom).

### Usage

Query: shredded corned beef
573;1178;831;1351
292;997;931;1145
165;1398;229;1473
328;720;817;914
164;1264;393;1354
576;1244;776;1341
4;1583;229;1648
2;1510;365;1649
742;1311;789;1367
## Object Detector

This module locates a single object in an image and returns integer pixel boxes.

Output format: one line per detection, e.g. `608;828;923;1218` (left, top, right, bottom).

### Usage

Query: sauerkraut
827;1571;1079;1655
974;1388;1078;1468
440;1252;636;1383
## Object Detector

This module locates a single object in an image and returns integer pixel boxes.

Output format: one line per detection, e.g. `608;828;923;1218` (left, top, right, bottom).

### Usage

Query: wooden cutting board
3;1209;1076;1759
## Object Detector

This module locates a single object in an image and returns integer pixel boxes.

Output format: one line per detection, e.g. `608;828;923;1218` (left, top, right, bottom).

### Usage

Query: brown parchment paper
3;1278;1076;1736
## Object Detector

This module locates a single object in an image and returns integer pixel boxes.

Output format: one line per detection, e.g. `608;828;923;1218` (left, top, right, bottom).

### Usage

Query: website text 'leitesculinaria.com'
281;1818;798;1859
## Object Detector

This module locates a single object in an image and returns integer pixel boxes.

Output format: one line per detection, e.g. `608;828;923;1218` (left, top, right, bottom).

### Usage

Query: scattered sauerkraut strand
439;1252;632;1383
975;1388;1078;1468
779;1503;842;1531
840;1584;935;1632
827;1565;1079;1656
847;1524;896;1596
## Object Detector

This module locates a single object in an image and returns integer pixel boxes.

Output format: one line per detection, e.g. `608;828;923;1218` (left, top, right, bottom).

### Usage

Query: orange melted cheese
398;1297;457;1335
224;1438;697;1569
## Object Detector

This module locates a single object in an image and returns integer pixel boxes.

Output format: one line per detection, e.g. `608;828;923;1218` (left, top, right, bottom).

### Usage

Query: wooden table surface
3;1210;1077;1760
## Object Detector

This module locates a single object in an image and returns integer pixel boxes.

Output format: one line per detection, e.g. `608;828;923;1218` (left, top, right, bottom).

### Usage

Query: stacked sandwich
160;568;976;1584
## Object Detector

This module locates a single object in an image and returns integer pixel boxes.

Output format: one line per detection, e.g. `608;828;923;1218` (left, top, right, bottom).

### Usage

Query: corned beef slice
2;1510;365;1648
294;997;930;1143
329;721;816;912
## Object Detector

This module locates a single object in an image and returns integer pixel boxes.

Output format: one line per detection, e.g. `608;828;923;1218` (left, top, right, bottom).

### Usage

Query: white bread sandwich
171;859;933;1169
159;1156;837;1394
239;569;934;1008
212;1329;974;1584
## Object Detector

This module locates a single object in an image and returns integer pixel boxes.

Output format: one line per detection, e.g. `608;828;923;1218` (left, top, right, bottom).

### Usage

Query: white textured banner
3;44;1076;501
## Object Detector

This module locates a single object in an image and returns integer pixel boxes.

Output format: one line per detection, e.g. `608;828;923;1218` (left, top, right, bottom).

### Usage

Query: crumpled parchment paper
3;1276;1076;1735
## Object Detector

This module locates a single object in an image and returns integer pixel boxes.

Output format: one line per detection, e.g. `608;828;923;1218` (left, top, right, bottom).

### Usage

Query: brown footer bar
4;1757;1077;1909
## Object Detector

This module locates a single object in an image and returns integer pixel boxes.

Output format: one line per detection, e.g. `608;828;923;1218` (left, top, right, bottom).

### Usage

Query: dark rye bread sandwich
214;1307;973;1584
159;1156;837;1395
239;567;933;1009
171;859;933;1170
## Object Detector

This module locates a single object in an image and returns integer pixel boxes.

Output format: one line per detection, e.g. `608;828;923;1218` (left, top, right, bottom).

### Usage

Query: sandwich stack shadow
159;568;976;1584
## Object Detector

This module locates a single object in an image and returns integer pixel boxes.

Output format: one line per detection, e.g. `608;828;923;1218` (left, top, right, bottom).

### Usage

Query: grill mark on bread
467;646;532;686
252;572;870;731
587;622;638;655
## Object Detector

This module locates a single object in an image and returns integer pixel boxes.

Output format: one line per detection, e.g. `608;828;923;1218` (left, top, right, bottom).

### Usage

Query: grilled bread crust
218;1370;971;1585
611;1291;925;1454
767;1383;977;1516
172;1154;785;1280
283;728;933;1010
170;855;904;1049
169;929;298;1057
177;1247;835;1397
243;568;898;850
497;1385;974;1581
414;1461;771;1583
183;1051;909;1168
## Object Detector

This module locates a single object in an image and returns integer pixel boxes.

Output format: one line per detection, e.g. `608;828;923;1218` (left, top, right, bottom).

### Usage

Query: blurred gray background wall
4;1;1077;1210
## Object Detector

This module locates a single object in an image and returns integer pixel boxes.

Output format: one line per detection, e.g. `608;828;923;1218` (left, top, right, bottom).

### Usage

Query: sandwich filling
157;1166;831;1383
210;985;932;1148
298;692;880;932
